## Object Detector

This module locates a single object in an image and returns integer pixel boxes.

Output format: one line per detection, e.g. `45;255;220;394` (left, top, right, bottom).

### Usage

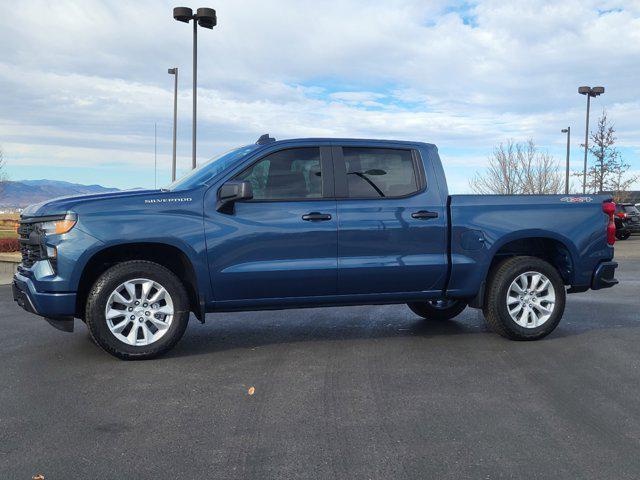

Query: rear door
205;145;338;302
333;144;447;295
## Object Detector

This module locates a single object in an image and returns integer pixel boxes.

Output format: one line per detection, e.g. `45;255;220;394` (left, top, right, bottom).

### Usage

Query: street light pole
154;122;157;189
582;94;590;194
173;6;217;171
168;68;178;182
192;19;197;171
561;127;570;194
578;86;605;194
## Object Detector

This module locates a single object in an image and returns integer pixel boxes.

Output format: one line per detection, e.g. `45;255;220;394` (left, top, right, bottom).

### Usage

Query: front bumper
12;280;38;315
591;261;618;290
12;271;76;331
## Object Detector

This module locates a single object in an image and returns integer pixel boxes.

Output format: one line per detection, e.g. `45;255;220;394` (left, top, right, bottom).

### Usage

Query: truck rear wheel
407;299;467;321
483;256;565;340
85;261;190;360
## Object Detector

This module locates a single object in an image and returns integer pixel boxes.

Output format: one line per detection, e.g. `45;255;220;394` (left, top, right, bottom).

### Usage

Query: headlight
40;213;77;235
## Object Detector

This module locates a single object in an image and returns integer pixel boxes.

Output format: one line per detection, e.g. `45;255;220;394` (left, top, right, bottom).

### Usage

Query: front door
333;145;448;295
205;146;337;303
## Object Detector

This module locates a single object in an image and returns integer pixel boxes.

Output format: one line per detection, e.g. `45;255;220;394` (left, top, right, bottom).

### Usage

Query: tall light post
578;86;604;193
561;127;570;194
173;6;217;171
154;122;157;188
168;67;178;182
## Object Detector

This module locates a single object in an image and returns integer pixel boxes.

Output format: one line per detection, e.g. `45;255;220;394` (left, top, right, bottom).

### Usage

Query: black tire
616;230;631;240
407;299;467;321
483;256;565;341
85;261;190;360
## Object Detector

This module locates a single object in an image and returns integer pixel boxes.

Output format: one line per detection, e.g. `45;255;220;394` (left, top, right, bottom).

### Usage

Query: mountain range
0;180;120;209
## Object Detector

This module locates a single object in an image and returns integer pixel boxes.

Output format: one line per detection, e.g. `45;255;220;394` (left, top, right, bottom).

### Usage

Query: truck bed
446;194;614;299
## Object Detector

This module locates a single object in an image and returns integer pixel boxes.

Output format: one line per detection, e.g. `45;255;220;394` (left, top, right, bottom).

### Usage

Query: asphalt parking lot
1;238;639;479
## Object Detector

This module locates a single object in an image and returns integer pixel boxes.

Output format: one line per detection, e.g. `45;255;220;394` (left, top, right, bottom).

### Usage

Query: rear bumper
591;261;618;290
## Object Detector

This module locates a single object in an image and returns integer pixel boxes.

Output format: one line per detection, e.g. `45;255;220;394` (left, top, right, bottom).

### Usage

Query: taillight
603;201;616;246
616;212;628;219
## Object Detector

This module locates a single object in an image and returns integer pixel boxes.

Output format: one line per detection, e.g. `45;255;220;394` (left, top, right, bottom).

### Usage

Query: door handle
411;210;439;219
302;212;332;221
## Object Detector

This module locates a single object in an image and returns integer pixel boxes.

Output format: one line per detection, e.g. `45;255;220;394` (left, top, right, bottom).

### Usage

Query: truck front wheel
407;299;467;321
483;256;566;340
85;261;190;360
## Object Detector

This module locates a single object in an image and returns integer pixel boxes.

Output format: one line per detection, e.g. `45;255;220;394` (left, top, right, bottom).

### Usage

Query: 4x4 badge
560;196;593;203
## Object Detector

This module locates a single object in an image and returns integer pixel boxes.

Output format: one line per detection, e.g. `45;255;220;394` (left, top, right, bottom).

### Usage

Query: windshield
166;144;259;191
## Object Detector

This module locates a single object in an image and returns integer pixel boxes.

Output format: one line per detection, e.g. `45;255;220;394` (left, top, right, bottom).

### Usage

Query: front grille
20;244;43;268
17;221;34;239
17;221;43;268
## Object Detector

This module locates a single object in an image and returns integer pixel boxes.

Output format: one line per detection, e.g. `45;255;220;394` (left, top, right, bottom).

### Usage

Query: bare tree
576;110;638;196
470;140;563;195
585;109;617;193
608;160;638;203
469;141;520;194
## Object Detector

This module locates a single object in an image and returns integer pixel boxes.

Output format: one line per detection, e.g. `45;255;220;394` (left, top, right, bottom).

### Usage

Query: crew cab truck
13;136;619;359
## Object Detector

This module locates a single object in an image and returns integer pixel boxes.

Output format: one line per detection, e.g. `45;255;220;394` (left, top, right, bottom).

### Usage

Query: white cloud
0;0;639;191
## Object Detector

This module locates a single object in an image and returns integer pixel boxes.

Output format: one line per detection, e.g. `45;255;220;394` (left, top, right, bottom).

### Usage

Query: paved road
1;238;639;479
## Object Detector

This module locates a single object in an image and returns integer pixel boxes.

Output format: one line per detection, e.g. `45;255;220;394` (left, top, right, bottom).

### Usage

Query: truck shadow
164;303;640;359
166;307;487;358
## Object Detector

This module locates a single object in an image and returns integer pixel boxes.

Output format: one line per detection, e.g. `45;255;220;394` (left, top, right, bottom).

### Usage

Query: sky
0;0;639;193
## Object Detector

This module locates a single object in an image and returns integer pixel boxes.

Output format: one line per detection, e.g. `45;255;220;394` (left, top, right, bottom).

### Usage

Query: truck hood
21;189;160;218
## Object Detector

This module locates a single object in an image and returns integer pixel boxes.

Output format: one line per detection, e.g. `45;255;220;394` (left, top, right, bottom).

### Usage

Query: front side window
236;147;322;200
343;147;419;198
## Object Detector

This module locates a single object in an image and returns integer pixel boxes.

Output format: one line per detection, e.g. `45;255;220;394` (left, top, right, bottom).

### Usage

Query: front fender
72;237;208;293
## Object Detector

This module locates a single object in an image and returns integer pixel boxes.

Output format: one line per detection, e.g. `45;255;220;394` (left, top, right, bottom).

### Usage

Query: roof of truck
254;135;436;149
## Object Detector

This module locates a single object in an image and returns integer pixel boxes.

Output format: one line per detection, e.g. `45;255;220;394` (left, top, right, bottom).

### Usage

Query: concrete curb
0;253;20;285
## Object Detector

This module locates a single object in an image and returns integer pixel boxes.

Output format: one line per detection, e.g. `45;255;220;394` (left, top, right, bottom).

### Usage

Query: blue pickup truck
13;136;619;359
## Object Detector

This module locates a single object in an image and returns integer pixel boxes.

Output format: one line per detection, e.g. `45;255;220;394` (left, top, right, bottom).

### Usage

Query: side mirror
216;180;253;213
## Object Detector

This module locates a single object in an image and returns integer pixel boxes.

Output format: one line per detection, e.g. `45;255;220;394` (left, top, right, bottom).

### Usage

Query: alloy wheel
104;278;174;346
506;271;556;328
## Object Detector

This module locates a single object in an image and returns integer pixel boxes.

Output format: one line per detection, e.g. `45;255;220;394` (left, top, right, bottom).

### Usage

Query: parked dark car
13;136;619;359
615;203;640;240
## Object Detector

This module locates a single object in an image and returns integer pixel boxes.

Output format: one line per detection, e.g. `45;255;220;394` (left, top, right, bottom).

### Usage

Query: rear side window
236;147;322;200
343;147;419;198
622;205;639;214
